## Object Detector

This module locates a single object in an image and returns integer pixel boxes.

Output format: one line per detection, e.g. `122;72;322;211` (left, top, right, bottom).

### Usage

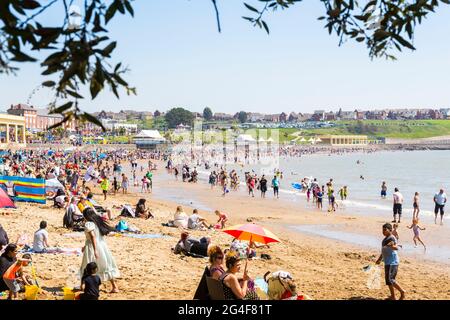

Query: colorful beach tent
0;187;15;208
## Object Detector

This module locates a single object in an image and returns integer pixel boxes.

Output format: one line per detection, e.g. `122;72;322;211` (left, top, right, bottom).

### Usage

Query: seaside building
318;134;369;146
7;104;76;132
133;130;166;150
0;113;26;148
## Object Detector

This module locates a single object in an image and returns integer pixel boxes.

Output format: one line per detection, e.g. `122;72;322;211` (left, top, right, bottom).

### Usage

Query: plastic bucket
24;285;39;300
62;287;75;300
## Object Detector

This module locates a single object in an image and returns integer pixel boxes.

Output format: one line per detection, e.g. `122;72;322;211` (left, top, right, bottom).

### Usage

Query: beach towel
63;232;85;238
121;233;168;239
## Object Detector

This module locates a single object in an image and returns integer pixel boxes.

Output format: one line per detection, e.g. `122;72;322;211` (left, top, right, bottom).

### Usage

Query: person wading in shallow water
392;188;403;223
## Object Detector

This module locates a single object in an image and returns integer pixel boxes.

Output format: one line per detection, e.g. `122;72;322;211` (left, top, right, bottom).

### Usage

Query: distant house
288;112;299;122
279;112;287;123
263;114;280;122
213;113;234;121
440;108;450;119
325;112;336;121
429;109;443;120
248;113;265;122
311;110;325;121
366;110;387;120
354;109;366;120
339;111;356;120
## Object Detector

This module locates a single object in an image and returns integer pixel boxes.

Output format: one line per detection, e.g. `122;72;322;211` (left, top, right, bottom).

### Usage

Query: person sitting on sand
33;221;54;253
0;244;17;293
2;253;33;300
0;224;9;251
135;198;154;219
79;262;101;300
173;232;212;257
173;206;189;229
208;246;225;280
188;209;209;230
85;194;114;221
220;251;258;300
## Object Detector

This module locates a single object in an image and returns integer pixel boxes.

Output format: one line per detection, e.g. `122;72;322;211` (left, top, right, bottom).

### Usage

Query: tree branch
211;0;221;33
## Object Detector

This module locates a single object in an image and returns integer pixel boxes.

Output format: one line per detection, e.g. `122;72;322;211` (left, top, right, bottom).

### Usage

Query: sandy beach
1;161;449;300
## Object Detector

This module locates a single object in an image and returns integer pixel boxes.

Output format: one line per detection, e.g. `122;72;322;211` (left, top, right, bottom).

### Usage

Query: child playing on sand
407;219;426;250
79;262;101;300
215;210;228;229
392;223;402;248
2;253;33;300
375;223;405;300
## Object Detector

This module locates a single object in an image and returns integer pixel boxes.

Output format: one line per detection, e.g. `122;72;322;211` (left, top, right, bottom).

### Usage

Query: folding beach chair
206;277;226;300
193;266;211;300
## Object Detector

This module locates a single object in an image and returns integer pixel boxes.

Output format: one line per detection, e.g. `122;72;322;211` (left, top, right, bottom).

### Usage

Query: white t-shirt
33;229;49;252
393;192;404;204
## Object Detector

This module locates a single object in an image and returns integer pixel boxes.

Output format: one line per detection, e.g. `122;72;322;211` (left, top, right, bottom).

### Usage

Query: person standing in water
381;181;387;199
392;187;403;223
413;192;420;220
433;188;447;225
271;175;279;199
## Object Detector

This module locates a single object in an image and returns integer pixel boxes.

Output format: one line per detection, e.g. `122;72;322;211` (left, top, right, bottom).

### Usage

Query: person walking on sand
407;219;426;250
413;192;420;220
80;208;120;293
381;181;387;199
121;173;129;194
271;175;279;199
376;223;406;300
392;188;403;223
433;189;447;225
259;175;268;198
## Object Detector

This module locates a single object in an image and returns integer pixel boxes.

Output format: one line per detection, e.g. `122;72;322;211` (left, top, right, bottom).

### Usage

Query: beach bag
116;220;128;232
264;271;297;300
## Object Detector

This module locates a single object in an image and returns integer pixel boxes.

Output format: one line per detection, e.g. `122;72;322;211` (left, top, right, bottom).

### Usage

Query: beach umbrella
223;223;281;273
315;137;322;142
300;137;306;142
222;223;281;245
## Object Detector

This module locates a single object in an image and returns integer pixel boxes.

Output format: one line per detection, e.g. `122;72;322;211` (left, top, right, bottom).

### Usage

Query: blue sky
1;0;450;114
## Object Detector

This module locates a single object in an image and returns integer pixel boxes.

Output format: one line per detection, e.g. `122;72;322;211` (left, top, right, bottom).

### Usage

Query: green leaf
102;41;117;57
21;0;41;10
42;81;55;87
105;1;119;24
49;102;73;115
11;50;37;62
392;34;416;50
66;90;84;99
82;112;106;131
261;20;269;34
124;0;134;17
244;3;259;13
